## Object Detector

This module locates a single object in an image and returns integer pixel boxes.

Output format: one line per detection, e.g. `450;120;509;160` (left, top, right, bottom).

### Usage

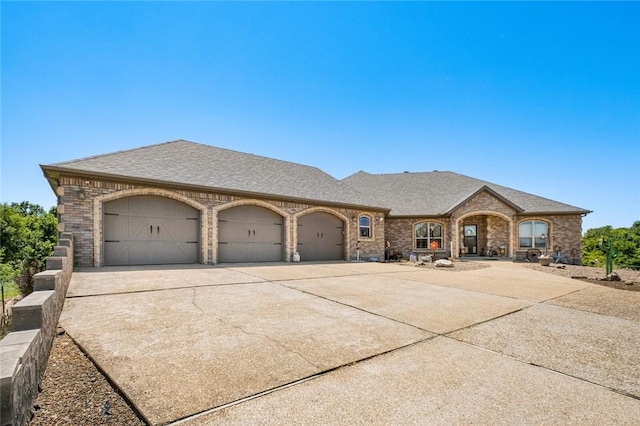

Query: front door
463;225;477;255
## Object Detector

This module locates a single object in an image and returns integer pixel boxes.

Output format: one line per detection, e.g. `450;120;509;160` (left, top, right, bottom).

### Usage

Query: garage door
104;196;199;266
297;212;344;261
218;205;284;263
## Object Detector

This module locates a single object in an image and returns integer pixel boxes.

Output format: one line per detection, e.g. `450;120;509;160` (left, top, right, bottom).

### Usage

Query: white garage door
297;212;344;261
218;205;284;263
104;196;199;266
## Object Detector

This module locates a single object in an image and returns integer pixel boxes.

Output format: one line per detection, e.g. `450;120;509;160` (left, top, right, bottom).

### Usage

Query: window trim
414;221;444;250
518;220;549;249
359;214;372;239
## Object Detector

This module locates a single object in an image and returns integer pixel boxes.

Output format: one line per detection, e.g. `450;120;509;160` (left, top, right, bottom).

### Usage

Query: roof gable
42;140;383;210
443;185;524;215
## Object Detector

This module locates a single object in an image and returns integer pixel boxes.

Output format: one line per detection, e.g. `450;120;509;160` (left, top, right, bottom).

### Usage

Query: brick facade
56;176;584;266
385;191;584;261
56;175;386;266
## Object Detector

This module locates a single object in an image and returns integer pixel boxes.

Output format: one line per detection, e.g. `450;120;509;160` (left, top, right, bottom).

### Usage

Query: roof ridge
50;139;332;176
203;144;330;175
43;139;387;210
363;170;456;177
50;139;187;167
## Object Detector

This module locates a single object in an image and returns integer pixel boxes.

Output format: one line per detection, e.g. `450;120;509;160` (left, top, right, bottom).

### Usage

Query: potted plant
539;233;552;266
539;254;552;266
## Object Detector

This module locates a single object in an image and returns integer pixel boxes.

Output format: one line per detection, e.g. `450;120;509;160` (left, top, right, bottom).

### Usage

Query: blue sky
2;1;639;232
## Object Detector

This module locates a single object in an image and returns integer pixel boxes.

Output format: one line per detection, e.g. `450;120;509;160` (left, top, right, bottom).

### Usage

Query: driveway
60;262;640;425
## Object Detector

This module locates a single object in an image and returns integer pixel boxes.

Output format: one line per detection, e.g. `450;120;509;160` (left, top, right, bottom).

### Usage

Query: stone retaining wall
0;233;74;426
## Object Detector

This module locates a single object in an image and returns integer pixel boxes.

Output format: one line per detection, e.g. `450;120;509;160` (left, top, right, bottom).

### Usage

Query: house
342;171;590;261
41;140;590;266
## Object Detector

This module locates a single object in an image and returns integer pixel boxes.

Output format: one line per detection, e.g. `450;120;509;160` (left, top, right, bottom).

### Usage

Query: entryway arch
454;211;514;258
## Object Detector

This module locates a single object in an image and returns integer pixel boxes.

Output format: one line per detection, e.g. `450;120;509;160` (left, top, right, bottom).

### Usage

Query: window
415;222;443;249
359;215;371;238
519;220;549;249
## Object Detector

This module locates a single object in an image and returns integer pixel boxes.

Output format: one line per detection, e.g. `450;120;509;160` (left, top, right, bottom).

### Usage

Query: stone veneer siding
56;175;385;266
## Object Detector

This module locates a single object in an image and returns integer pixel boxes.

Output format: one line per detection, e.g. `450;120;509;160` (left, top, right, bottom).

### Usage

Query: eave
40;165;390;213
518;210;592;216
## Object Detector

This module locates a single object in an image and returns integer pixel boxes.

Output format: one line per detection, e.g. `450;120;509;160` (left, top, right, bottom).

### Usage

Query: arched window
359;215;372;238
519;220;549;249
415;222;443;249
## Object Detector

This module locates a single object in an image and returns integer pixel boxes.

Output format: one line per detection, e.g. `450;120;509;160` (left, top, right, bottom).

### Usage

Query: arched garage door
104;196;200;266
218;205;284;263
297;212;344;261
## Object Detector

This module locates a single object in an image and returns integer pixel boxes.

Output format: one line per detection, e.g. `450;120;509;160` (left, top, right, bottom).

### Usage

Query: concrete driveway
60;262;640;425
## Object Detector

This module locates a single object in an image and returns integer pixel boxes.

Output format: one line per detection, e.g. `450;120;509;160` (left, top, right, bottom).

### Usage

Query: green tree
0;202;57;295
582;221;640;270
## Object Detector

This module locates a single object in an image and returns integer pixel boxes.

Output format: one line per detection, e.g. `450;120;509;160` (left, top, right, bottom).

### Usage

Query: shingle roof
341;171;591;216
42;140;383;209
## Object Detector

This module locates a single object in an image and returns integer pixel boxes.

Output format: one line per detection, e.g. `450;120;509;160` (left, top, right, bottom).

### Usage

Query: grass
1;283;20;300
1;283;19;339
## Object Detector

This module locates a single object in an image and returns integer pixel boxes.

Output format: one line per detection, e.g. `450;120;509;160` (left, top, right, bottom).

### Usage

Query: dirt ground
523;263;640;292
26;262;639;425
29;330;144;426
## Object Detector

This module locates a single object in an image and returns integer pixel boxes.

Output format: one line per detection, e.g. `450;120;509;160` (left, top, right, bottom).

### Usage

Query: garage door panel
156;218;197;242
218;220;251;243
128;197;151;216
104;242;130;266
130;241;151;264
181;242;199;263
250;242;283;261
159;242;198;264
176;219;199;242
104;197;129;215
132;218;153;241
104;196;199;266
219;242;249;263
147;196;168;216
297;212;344;261
218;206;284;263
104;215;151;242
253;222;283;243
104;214;123;241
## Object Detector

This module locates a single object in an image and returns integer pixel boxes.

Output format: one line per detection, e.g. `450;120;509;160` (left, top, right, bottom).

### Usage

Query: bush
582;221;640;270
0;202;57;297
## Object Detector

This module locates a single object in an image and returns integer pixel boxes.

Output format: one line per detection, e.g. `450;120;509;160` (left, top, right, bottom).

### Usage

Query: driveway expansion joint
58;262;640;425
278;282;435;334
166;335;439;426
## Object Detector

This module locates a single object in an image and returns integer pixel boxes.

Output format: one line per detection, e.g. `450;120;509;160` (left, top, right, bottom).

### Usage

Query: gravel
25;262;639;425
523;263;640;291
